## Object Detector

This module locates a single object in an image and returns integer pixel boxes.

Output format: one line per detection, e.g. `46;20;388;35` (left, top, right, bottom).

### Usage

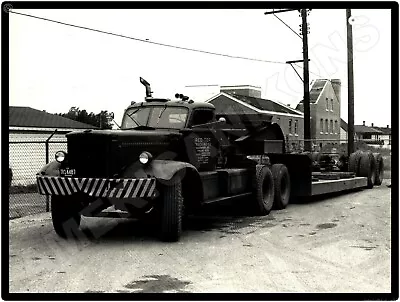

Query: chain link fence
9;134;67;219
8;133;391;220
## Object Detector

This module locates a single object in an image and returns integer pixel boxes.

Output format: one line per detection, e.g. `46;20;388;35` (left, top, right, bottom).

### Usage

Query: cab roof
126;99;215;111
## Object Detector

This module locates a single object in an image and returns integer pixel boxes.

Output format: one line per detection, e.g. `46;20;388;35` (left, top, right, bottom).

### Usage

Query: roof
340;119;383;134
354;125;383;134
127;99;215;111
297;79;328;106
224;92;302;116
340;118;348;131
373;126;391;135
9;106;97;129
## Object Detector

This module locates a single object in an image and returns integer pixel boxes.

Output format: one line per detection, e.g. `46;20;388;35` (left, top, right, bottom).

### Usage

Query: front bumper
36;176;156;198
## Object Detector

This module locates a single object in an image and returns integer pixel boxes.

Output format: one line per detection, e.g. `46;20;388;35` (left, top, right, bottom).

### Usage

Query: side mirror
218;117;226;124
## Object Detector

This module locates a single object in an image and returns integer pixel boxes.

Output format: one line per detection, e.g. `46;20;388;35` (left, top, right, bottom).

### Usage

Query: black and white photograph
3;2;397;298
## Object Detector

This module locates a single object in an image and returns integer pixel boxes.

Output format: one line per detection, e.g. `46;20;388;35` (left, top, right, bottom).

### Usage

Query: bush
9;184;38;194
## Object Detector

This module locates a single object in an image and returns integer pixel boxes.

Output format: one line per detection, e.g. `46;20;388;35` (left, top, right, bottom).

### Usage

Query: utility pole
301;9;311;152
346;9;355;155
265;8;312;151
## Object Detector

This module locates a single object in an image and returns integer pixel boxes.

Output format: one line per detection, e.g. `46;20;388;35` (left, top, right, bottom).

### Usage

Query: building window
335;120;338;134
294;120;298;135
320;119;324;134
325;119;328;134
330;120;333;134
331;99;334;111
326;98;329;111
288;119;292;134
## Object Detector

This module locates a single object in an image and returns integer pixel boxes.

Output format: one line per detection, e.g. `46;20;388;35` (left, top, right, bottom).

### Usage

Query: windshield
122;106;188;129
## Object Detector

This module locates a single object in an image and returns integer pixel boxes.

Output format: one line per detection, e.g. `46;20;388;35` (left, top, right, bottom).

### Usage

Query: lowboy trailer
36;78;384;241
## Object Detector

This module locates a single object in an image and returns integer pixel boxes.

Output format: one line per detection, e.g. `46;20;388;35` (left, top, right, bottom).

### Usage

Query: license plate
60;168;76;177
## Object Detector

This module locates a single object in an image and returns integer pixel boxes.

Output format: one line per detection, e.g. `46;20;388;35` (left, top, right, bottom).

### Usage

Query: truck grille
67;136;112;178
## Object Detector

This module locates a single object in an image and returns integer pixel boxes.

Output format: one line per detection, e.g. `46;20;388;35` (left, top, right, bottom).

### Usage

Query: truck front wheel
51;196;82;238
159;180;183;242
252;165;275;216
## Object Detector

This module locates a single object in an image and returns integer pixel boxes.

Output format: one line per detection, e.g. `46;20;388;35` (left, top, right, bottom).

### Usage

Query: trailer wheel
51;196;82;238
159;180;183;242
271;164;291;210
252;165;274;215
373;153;384;186
359;152;376;189
348;151;362;176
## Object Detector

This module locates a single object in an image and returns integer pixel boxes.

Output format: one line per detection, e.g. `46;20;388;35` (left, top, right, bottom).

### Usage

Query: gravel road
9;179;392;293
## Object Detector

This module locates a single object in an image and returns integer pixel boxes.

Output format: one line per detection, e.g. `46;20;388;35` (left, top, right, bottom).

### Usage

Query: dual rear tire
349;151;384;188
252;164;291;215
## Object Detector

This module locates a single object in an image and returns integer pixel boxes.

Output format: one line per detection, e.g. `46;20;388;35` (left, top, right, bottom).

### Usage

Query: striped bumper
36;176;156;198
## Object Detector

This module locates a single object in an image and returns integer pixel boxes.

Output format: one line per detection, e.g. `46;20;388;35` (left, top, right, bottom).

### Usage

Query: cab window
191;109;215;126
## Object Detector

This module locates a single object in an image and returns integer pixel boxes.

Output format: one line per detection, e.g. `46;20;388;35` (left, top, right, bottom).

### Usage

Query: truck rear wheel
51;196;82;238
373;153;384;186
159;180;183;242
348;150;362;176
271;164;291;210
359;152;376;189
252;165;274;216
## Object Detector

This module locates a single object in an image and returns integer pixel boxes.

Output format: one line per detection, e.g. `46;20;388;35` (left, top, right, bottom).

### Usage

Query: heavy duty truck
36;78;385;242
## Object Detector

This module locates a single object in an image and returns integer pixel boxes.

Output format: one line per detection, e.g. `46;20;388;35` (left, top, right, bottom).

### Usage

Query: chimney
371;123;374;127
363;121;365;126
387;125;389;128
287;104;291;107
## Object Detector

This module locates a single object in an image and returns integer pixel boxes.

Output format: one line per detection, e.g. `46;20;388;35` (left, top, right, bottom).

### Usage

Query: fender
122;159;204;209
122;159;197;181
37;161;61;177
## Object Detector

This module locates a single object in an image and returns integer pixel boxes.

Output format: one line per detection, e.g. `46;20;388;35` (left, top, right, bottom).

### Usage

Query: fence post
45;129;57;212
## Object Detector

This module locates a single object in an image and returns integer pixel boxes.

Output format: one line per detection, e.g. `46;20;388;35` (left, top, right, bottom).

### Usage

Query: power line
9;10;287;65
273;14;302;39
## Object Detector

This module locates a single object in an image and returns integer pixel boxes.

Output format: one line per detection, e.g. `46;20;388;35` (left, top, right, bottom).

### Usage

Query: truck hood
65;129;184;178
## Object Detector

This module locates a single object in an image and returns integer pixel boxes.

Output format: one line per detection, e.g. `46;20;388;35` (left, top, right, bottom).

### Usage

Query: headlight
139;151;152;165
55;151;67;163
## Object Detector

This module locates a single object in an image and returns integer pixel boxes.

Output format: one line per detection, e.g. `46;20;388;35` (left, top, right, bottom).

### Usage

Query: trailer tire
359;152;376;189
51;196;82;239
159;180;183;242
271;164;291;210
252;165;274;215
373;153;384;186
348;151;362;176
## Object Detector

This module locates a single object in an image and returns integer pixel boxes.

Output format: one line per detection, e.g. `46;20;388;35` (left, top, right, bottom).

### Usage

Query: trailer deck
311;176;367;196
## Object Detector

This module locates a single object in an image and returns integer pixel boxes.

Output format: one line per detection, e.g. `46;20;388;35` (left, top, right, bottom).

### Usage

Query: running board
203;192;252;205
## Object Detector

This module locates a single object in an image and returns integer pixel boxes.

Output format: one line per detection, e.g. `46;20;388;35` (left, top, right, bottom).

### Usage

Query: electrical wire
9;10;287;65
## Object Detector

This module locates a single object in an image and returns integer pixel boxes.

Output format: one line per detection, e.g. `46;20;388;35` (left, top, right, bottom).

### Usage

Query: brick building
295;79;341;144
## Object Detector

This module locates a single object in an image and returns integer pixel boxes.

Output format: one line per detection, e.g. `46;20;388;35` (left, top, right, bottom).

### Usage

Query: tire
373;153;384;186
159;180;183;242
348;151;362;175
359;152;376;189
271;164;291;210
51;196;82;238
252;165;275;215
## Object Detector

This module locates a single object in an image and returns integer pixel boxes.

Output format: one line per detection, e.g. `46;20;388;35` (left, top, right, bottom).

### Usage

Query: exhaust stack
140;77;152;98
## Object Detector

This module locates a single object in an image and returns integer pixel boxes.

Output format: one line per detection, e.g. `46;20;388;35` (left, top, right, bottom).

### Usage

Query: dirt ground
8;179;392;294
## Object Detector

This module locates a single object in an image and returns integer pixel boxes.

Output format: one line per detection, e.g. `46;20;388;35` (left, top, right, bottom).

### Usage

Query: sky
9;8;392;128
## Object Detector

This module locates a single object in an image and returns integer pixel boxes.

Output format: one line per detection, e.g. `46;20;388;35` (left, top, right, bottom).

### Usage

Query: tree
59;107;113;129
